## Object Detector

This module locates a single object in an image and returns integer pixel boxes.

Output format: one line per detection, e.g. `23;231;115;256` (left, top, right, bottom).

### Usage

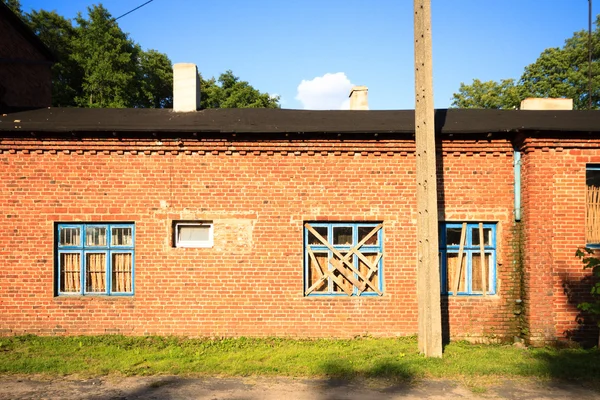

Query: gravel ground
0;376;599;400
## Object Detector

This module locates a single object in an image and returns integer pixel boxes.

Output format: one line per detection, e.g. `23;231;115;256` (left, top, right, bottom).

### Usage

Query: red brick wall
521;138;600;345
0;15;52;108
439;142;520;342
0;135;519;340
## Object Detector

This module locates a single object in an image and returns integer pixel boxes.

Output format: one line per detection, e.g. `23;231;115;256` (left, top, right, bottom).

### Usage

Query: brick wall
522;138;600;345
0;134;519;340
437;140;520;342
0;15;52;108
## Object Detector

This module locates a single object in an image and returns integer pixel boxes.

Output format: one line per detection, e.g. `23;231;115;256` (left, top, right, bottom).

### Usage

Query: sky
18;0;598;110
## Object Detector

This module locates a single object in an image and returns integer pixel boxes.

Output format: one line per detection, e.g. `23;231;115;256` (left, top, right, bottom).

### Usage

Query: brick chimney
173;63;201;112
349;86;368;110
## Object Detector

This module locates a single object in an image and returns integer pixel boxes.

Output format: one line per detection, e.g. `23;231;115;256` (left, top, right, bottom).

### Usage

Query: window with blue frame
439;222;496;296
304;222;383;296
56;223;135;296
586;165;600;245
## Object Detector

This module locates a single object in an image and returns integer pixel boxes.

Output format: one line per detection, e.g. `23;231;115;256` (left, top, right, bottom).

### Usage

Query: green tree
199;75;223;109
25;10;82;106
200;70;280;109
72;5;139;108
2;0;23;18
520;29;600;110
5;1;278;109
452;17;600;110
135;49;173;108
452;79;522;109
575;248;600;347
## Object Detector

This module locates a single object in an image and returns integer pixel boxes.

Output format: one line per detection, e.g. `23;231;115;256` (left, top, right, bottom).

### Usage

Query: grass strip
0;335;598;382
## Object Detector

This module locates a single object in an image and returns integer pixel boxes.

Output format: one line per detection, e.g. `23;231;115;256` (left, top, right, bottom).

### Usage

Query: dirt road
0;376;598;399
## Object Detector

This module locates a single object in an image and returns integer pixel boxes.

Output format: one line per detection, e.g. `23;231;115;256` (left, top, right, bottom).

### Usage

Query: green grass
0;335;599;383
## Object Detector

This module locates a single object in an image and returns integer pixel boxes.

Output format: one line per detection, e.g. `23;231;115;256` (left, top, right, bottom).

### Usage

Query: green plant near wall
575;248;600;347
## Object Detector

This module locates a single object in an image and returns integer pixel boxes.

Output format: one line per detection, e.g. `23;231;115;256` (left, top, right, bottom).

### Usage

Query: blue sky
19;0;597;110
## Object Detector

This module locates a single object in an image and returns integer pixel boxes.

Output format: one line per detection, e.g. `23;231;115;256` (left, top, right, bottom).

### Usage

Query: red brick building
1;107;598;345
0;2;54;110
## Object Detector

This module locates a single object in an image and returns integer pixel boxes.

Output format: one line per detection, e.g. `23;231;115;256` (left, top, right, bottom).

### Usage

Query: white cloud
295;72;354;110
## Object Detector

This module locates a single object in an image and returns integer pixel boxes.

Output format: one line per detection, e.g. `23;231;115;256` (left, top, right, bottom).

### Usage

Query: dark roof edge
0;2;56;62
3;108;600;136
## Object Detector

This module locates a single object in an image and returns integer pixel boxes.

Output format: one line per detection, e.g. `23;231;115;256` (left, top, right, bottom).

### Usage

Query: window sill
303;294;386;300
443;294;499;299
174;244;213;249
54;295;134;301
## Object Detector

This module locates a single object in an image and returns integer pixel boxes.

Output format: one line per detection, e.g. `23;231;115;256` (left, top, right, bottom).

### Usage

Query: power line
589;0;593;110
114;0;154;21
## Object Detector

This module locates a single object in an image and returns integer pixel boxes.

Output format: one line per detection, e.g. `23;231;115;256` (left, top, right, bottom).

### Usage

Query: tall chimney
173;63;201;112
520;98;573;110
349;86;369;110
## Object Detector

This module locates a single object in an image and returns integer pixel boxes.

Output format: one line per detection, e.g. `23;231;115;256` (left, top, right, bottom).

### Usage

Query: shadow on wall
435;110;449;346
440;296;451;346
560;271;599;347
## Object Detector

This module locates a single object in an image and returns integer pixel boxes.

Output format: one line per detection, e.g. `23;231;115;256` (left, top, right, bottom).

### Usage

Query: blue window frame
56;223;135;296
439;222;496;296
586;165;600;246
304;222;383;297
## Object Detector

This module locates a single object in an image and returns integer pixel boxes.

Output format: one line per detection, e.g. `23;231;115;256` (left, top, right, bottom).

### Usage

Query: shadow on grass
317;358;414;382
525;347;600;384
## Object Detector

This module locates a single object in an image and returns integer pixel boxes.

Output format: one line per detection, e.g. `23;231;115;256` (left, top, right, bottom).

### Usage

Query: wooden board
452;223;467;296
479;223;486;297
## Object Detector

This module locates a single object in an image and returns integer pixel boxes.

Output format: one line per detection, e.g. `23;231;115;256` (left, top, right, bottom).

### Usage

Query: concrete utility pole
414;0;442;358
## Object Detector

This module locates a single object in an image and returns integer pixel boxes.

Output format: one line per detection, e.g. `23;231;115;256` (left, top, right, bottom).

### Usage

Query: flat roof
1;107;600;135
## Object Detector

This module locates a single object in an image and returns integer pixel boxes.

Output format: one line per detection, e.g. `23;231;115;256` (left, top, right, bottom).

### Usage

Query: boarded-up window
586;165;600;244
57;223;134;296
304;222;383;296
440;222;496;296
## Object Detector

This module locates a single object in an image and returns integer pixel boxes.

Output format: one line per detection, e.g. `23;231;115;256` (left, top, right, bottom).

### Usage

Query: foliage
200;70;280;109
5;1;278;109
575;248;600;325
25;9;82;106
0;335;599;383
452;17;600;110
136;49;173;108
452;79;522;109
72;5;140;108
1;0;22;18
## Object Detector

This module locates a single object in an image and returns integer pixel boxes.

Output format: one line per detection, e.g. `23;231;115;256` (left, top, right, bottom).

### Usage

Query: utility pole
414;0;442;358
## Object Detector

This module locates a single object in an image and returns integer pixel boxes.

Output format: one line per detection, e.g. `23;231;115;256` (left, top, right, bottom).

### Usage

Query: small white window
175;222;213;248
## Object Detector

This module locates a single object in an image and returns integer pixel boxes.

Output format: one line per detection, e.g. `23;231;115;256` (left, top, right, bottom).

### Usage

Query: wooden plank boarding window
586;165;600;245
439;222;496;296
57;223;134;296
304;222;383;297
